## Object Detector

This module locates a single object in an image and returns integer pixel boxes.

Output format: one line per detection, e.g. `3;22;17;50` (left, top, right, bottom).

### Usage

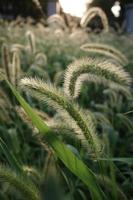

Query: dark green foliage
0;22;133;200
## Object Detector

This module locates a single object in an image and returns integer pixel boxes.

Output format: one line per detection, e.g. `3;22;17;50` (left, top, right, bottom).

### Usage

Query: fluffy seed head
64;57;131;99
20;77;102;155
80;43;128;65
80;7;109;32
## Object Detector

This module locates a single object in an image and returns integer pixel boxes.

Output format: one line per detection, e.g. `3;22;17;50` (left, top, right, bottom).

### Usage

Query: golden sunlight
59;0;93;18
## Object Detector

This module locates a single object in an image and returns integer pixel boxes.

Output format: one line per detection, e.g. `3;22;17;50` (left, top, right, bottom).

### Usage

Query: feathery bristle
80;43;128;65
47;14;67;30
26;31;36;54
11;51;21;86
35;52;47;66
81;7;109;32
20;77;102;155
11;44;25;52
64;57;131;99
1;44;11;81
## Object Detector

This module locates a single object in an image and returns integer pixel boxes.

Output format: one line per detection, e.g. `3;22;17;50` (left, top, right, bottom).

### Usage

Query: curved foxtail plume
35;52;47;66
1;43;11;82
19;77;102;155
47;14;67;30
0;166;40;200
64;58;131;99
80;43;128;65
11;51;21;86
1;44;21;86
26;31;36;54
80;7;109;32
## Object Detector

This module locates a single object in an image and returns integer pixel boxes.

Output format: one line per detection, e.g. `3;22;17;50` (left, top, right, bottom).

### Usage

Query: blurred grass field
0;18;133;200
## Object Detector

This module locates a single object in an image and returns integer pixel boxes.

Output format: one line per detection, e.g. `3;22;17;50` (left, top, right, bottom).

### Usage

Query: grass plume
1;44;11;82
26;31;36;54
19;77;102;155
80;7;109;32
64;58;131;99
1;44;21;86
80;43;128;65
11;51;21;86
47;14;67;30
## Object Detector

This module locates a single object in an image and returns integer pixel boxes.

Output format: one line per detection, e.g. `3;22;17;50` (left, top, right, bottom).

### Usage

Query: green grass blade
5;79;107;200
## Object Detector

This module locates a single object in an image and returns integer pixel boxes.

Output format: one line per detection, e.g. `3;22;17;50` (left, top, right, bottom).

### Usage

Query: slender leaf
4;79;107;200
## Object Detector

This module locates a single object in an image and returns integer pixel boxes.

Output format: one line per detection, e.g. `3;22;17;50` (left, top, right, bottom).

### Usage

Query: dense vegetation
0;18;133;200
